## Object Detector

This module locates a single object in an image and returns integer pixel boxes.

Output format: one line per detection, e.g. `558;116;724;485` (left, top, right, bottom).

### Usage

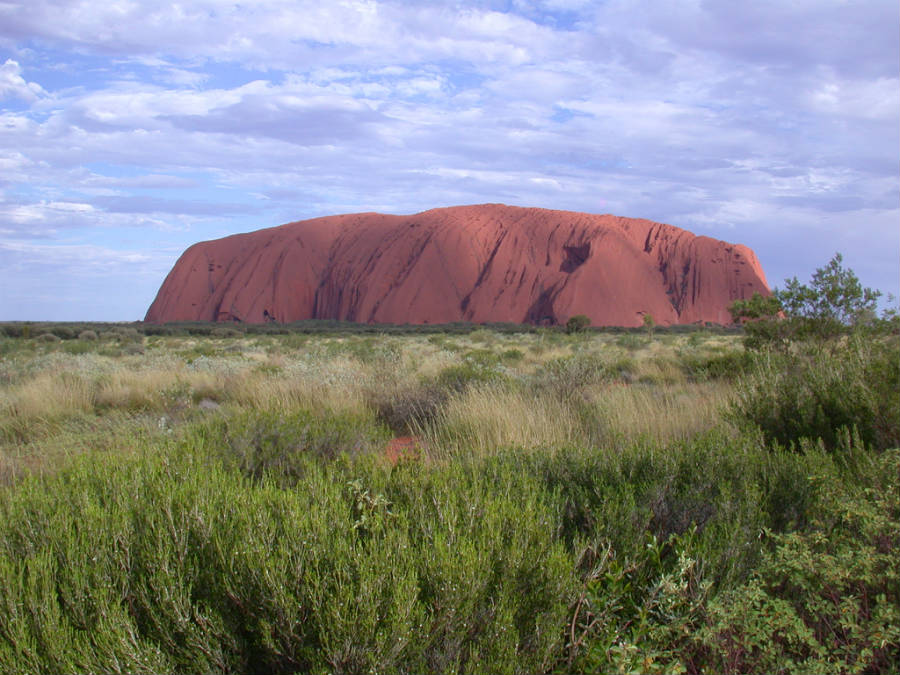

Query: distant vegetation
1;318;744;340
0;255;897;673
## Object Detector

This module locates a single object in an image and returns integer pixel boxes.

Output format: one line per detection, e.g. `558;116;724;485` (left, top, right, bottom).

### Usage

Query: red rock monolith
145;204;769;327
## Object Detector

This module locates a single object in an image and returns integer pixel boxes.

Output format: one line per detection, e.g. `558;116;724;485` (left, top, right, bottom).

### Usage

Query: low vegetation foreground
0;315;897;672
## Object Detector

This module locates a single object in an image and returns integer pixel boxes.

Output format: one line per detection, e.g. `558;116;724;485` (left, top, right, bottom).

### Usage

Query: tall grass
422;384;586;457
588;381;733;445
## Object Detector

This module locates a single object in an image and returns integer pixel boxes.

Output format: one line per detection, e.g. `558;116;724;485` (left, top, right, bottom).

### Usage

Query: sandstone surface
145;204;770;327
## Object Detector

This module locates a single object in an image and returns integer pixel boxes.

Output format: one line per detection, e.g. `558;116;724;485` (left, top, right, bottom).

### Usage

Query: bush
368;382;447;434
206;409;390;484
693;449;900;674
567;528;711;674
0;440;577;674
36;333;60;343
62;340;94;355
500;348;524;363
615;333;647;351
110;327;142;343
122;342;145;355
680;348;753;381
533;353;620;396
211;326;241;338
77;330;98;341
50;326;76;340
432;361;503;394
729;337;900;451
566;314;591;334
566;441;899;674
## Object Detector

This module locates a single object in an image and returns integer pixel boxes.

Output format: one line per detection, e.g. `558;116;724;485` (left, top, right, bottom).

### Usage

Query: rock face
145;204;770;327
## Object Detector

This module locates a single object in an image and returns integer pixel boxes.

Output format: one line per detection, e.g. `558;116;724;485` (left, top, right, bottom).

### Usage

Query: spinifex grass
0;331;741;478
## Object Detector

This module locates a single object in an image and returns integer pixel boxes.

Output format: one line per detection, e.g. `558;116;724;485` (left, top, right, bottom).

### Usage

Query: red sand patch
385;435;423;465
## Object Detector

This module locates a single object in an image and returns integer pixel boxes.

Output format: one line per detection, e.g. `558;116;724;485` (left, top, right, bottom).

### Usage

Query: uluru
145;204;770;327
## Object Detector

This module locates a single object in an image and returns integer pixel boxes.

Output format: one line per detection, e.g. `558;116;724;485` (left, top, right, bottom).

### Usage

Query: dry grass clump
225;362;370;416
94;369;190;411
0;373;95;447
422;383;588;458
2;372;94;422
629;354;688;385
0;412;163;485
420;378;732;459
588;381;733;445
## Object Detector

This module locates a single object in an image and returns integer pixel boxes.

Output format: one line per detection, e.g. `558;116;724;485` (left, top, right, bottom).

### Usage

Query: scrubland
0;324;897;673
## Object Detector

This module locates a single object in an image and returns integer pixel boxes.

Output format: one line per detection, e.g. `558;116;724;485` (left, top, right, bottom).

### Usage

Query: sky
1;0;898;322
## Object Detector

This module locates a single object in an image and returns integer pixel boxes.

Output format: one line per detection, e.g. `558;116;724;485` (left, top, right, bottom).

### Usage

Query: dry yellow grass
0;330;745;478
94;369;189;410
1;372;94;423
227;371;368;415
422;383;587;457
587;381;733;445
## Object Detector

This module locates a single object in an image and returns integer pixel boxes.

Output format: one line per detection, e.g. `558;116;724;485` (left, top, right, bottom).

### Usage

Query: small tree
642;313;655;339
730;253;883;348
729;292;787;349
566;314;591;334
778;252;880;341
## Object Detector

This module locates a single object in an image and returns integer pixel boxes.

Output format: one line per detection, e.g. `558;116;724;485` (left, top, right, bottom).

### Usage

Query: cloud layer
1;0;897;320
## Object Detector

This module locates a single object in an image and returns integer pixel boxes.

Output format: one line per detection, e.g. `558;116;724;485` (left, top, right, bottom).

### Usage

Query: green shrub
567;528;710;674
180;342;220;360
0;441;578;673
686;330;709;348
529;430;792;585
729;337;900;451
680;348;753;381
330;337;400;364
62;340;95;355
693;449;900;674
432;361;503;394
500;348;524;363
564;440;898;674
566;314;591;334
207;408;390;484
0;324;27;338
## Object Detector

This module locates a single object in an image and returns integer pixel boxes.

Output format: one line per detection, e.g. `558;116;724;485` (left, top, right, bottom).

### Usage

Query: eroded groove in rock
145;204;770;327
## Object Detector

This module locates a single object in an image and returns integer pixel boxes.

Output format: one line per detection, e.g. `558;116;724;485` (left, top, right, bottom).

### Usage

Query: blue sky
1;0;897;321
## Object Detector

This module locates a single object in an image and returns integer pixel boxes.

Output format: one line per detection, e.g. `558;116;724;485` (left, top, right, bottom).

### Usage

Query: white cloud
0;240;151;266
0;59;44;101
808;75;900;121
